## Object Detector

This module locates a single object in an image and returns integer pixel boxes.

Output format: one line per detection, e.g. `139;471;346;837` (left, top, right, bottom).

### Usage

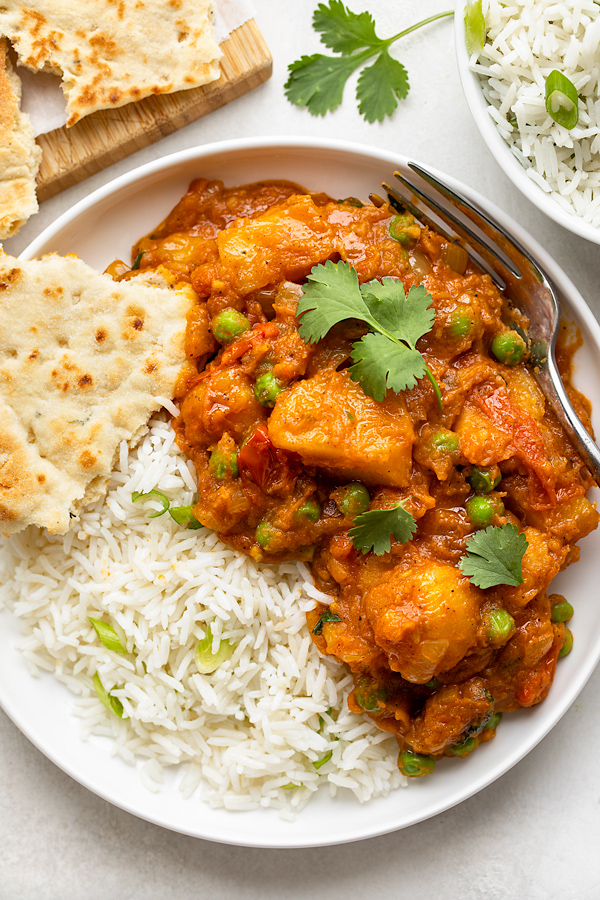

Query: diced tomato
237;424;297;496
472;383;556;508
221;322;280;366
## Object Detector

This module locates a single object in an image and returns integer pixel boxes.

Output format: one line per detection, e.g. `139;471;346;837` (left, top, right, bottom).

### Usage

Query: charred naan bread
0;39;40;237
0;252;195;535
0;0;222;126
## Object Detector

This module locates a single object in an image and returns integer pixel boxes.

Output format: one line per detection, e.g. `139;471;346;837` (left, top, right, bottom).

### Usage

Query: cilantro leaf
459;523;529;589
356;52;409;123
349;502;417;555
297;259;369;342
287;3;454;123
285;52;367;116
360;280;434;347
349;332;426;401
313;0;380;52
312;609;343;635
297;261;439;403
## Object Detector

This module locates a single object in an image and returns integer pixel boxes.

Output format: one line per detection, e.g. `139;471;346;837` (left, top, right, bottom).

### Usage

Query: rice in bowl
468;0;600;229
0;411;404;816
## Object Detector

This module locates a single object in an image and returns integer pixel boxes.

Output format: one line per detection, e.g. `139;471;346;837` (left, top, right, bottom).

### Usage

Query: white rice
0;413;405;815
471;0;600;228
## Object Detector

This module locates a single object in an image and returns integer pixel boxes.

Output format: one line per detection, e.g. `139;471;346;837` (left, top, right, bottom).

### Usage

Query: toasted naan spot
0;267;22;288
0;0;222;126
79;450;96;469
0;251;195;535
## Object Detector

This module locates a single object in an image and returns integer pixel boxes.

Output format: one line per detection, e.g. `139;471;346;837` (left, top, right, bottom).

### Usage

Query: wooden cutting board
35;19;271;203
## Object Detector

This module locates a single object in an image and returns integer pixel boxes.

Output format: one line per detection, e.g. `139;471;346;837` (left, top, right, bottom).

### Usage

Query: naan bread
0;253;195;535
0;0;222;126
0;39;40;237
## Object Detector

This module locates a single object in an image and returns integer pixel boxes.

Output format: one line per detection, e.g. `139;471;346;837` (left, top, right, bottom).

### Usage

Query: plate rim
2;134;600;847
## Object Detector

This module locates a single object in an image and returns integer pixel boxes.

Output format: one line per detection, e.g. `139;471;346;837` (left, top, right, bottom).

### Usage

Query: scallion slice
169;505;203;529
131;489;170;517
464;0;485;55
313;749;333;770
545;70;579;130
88;617;128;654
92;673;127;718
195;624;235;674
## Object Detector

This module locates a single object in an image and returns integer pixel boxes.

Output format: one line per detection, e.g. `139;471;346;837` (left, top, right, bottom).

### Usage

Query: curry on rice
111;177;599;776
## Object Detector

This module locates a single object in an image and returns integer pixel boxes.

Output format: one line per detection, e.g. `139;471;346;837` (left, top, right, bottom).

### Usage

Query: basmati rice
471;0;600;228
0;413;405;815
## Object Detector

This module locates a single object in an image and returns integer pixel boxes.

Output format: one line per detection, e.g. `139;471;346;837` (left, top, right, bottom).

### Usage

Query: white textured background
2;1;600;897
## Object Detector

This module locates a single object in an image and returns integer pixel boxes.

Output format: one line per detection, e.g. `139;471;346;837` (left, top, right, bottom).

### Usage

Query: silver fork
381;163;600;487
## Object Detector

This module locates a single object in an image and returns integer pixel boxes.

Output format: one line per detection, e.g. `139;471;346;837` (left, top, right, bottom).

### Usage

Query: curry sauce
118;177;598;775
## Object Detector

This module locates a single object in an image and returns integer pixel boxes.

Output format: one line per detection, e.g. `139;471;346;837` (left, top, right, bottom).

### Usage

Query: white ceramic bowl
455;1;600;245
2;137;600;848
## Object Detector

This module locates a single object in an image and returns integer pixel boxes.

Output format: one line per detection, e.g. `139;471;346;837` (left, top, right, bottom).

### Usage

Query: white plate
454;1;600;245
2;137;600;848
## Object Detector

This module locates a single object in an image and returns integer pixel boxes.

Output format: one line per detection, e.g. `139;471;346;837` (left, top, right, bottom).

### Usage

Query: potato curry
112;177;598;777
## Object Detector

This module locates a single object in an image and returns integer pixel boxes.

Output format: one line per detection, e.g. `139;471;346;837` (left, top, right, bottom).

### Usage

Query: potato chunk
365;562;482;683
268;369;414;487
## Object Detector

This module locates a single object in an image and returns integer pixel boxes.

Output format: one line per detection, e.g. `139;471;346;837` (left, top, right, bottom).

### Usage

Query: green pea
448;736;477;758
551;599;574;623
389;214;419;246
208;448;239;480
485;712;502;732
336;482;370;517
254;373;282;407
485;608;515;644
430;428;460;455
256;523;276;549
449;305;475;339
354;678;387;713
559;626;573;658
466;495;504;528
211;308;250;344
398;750;435;778
490;330;527;366
467;466;501;494
296;499;321;523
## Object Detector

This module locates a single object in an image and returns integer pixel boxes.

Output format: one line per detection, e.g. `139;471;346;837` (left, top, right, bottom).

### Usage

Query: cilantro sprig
297;260;441;404
459;523;528;589
349;501;417;555
285;1;454;123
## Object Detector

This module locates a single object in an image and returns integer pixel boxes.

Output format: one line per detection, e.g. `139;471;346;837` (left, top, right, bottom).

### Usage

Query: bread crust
0;252;195;535
0;0;222;126
0;39;40;237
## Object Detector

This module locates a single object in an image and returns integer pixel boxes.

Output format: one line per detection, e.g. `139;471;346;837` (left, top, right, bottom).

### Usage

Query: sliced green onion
169;505;203;529
131;489;170;517
464;0;485;55
88;617;127;654
282;783;300;790
545;70;579;130
131;250;144;270
313;749;333;770
92;673;127;718
195;623;235;674
312;609;342;635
